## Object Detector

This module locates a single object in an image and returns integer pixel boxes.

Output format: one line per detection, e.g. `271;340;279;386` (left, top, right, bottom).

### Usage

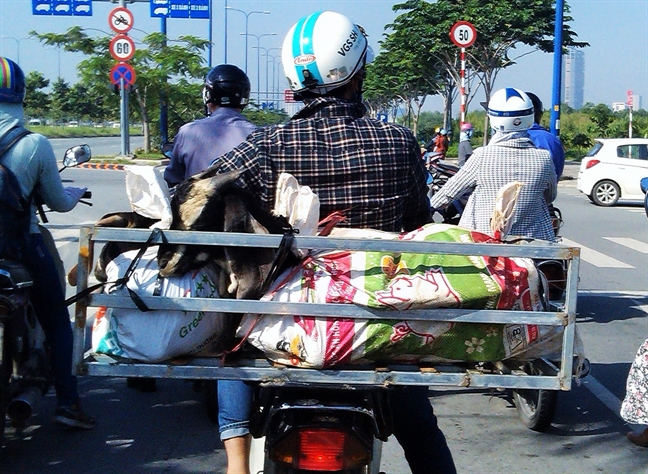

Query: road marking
603;237;648;254
561;238;634;268
582;376;622;419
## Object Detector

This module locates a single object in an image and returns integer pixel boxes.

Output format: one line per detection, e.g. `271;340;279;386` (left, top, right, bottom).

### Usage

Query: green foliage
365;0;586;135
24;71;50;119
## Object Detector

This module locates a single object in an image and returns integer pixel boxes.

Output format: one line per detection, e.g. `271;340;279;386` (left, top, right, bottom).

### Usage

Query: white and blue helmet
487;88;534;132
281;11;372;95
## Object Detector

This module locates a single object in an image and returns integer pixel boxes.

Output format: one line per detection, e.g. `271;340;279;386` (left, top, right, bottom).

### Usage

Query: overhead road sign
32;0;92;16
150;0;210;19
110;62;137;87
109;7;134;34
110;35;136;62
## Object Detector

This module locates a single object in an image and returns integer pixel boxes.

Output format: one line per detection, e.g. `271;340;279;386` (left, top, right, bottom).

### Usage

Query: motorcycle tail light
585;159;600;169
271;427;371;471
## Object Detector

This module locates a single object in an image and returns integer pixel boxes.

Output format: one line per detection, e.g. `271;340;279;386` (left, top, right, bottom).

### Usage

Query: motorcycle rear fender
250;386;392;442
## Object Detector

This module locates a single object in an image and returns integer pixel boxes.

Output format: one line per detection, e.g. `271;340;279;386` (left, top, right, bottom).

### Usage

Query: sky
0;0;647;113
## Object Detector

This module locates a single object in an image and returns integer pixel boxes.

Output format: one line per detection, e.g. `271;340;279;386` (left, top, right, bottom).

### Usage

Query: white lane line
561;238;634;269
582;376;622;419
603;237;648;254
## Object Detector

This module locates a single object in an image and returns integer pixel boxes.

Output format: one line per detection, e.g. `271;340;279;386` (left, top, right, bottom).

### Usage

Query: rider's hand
65;186;88;204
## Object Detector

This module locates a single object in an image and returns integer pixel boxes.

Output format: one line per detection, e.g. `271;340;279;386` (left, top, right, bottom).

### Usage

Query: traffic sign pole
111;0;132;156
450;21;477;127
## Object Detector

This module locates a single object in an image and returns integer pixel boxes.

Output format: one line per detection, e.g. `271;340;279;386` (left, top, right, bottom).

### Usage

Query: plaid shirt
211;97;431;232
429;135;557;241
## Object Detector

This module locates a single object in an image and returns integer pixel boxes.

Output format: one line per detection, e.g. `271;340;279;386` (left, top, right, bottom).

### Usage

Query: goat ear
208;169;245;191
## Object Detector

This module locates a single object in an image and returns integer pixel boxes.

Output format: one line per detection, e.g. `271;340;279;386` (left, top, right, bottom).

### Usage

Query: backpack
0;126;33;260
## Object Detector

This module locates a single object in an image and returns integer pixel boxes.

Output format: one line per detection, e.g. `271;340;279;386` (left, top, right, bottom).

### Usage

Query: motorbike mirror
161;142;174;160
62;144;92;168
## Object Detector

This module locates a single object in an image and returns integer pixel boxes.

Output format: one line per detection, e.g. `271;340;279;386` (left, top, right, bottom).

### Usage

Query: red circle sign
450;21;477;48
110;62;136;86
110;34;135;61
109;7;134;34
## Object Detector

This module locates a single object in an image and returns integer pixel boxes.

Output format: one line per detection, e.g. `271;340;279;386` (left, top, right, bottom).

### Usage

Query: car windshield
585;142;604;157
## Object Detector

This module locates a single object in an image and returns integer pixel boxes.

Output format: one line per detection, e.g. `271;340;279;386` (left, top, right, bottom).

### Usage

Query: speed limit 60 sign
110;34;135;61
450;21;477;48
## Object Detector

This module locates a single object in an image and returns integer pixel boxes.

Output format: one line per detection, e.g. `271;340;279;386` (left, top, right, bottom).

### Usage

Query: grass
30;125;142;138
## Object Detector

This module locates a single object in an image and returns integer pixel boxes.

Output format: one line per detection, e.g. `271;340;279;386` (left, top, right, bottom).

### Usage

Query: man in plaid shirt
210;96;431;233
208;11;456;474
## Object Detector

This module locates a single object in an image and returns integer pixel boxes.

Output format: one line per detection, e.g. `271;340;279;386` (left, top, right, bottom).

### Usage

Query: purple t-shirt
164;107;256;186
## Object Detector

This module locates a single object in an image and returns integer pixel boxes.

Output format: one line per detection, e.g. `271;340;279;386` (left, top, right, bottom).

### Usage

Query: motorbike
425;153;467;225
248;383;388;474
0;145;91;447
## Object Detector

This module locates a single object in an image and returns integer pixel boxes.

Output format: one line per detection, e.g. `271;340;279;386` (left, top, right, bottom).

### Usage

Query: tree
371;0;587;143
586;103;614;137
24;71;50;119
49;78;75;123
31;27;209;152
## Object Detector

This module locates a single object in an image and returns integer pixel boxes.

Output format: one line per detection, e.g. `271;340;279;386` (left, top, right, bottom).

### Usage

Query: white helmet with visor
281;11;372;95
487;88;534;132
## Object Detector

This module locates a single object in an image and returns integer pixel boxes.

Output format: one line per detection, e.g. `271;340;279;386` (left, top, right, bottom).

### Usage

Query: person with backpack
0;57;94;429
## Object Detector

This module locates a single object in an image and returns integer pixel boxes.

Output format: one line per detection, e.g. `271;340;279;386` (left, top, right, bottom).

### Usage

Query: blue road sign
32;0;92;16
110;62;136;87
150;0;209;19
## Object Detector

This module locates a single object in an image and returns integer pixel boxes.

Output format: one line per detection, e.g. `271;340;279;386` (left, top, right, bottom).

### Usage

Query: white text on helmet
338;29;360;57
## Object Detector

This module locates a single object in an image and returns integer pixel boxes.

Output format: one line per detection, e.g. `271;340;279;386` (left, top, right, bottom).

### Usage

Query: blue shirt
164;107;256;186
527;123;565;179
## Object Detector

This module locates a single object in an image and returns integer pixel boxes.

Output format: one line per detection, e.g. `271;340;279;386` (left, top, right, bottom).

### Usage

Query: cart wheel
512;363;558;432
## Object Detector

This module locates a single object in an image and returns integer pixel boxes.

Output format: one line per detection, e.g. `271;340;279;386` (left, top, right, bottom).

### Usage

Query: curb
78;159;169;170
79;163;125;170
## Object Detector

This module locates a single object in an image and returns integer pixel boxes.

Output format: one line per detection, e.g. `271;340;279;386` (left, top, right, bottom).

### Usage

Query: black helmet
202;64;250;107
0;57;26;104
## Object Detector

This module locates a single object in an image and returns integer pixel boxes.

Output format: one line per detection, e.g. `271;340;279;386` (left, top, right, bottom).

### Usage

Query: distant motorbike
0;145;91;447
425;154;467;224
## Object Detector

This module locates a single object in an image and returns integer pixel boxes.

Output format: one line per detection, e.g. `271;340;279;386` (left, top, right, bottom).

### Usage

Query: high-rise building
562;48;585;109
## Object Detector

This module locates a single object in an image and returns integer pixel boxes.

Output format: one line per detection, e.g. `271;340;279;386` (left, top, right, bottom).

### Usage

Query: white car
577;138;648;206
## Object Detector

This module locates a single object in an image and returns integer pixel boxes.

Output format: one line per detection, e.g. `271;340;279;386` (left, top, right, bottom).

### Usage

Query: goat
156;168;297;300
67;211;159;286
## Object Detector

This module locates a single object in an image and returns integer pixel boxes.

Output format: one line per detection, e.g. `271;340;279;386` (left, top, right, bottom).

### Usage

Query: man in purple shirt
164;64;256;187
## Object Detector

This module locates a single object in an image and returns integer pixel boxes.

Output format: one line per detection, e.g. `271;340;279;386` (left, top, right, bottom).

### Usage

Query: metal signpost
450;21;477;127
109;3;135;156
627;90;634;138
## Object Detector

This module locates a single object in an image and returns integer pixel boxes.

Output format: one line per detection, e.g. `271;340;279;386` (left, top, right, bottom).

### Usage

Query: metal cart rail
72;226;580;392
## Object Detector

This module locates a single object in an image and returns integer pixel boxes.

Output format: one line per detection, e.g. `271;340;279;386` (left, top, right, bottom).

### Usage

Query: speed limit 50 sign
110;34;136;61
450;21;477;48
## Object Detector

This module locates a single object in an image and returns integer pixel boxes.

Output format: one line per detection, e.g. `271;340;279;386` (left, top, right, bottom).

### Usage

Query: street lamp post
273;56;283;109
1;37;29;66
245;33;276;105
266;47;281;106
226;7;269;73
